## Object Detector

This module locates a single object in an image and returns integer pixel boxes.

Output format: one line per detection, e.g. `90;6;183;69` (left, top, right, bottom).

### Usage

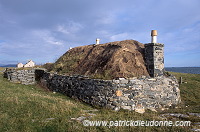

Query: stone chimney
145;30;164;77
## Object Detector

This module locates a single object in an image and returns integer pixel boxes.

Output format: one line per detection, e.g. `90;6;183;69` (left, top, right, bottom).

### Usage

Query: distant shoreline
165;67;200;74
1;66;200;74
0;64;16;67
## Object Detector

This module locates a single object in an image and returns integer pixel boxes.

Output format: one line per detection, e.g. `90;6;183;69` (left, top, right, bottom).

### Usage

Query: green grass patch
0;67;5;71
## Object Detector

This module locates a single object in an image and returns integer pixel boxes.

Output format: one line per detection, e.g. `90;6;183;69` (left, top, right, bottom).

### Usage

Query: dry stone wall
4;69;35;85
35;69;181;113
4;69;181;113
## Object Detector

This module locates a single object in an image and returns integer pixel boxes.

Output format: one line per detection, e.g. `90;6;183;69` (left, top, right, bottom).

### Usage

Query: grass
0;68;199;131
53;52;85;74
0;67;5;71
164;72;200;113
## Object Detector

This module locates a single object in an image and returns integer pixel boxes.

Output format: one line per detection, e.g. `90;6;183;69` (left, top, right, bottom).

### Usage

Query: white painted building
17;63;24;68
23;60;35;68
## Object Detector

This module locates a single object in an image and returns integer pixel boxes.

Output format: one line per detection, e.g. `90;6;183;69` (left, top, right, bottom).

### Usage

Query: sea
165;67;200;74
0;65;200;74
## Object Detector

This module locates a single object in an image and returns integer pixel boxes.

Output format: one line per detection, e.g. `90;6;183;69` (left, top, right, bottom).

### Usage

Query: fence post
180;77;183;84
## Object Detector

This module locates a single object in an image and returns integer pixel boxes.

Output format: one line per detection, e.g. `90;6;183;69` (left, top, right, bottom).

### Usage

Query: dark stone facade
145;43;164;77
36;70;180;113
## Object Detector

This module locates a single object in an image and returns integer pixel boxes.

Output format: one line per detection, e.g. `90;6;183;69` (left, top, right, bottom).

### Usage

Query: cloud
57;21;84;35
57;25;70;34
32;29;64;45
0;0;200;66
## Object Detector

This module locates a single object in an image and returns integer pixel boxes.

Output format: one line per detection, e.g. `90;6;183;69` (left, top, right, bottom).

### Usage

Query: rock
179;114;190;118
43;118;55;122
112;101;120;107
129;79;137;84
131;105;135;110
113;80;120;84
193;122;200;126
135;108;145;114
83;109;98;112
128;94;134;99
115;90;122;96
121;106;131;110
113;107;120;111
160;113;189;118
119;96;129;100
108;98;114;101
148;108;157;112
71;116;86;122
148;78;156;81
119;79;129;84
191;129;200;132
188;113;200;118
87;113;96;117
106;104;115;109
127;100;135;105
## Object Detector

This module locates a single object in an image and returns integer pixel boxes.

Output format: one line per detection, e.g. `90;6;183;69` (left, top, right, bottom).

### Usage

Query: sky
0;0;200;67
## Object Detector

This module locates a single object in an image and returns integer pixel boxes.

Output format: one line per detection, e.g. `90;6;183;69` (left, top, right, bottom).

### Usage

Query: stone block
121;106;131;110
127;100;135;105
129;79;137;84
112;101;121;106
115;90;122;96
120;79;129;84
113;80;120;84
113;107;120;111
135;108;145;114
